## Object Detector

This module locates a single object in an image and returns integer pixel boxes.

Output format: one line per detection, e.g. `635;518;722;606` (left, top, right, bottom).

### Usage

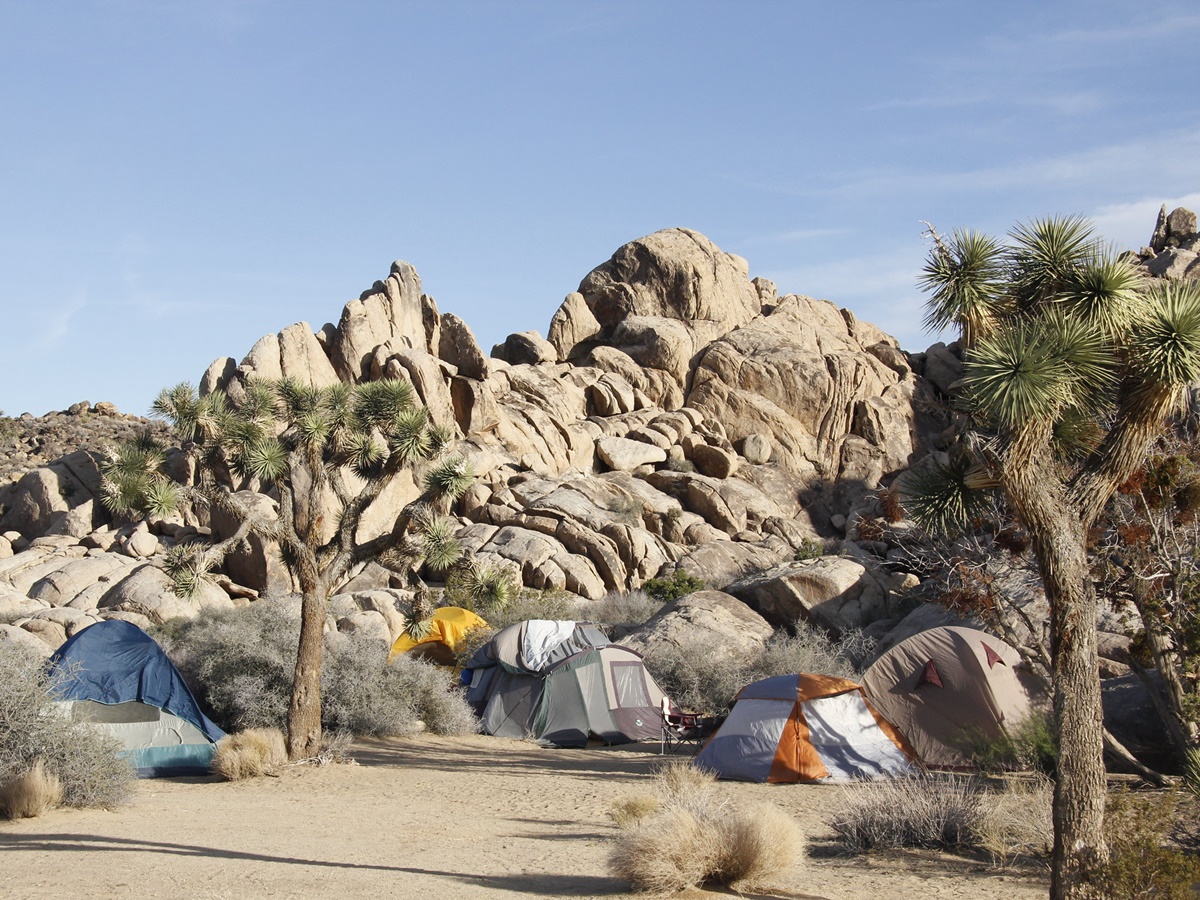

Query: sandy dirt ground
0;734;1048;900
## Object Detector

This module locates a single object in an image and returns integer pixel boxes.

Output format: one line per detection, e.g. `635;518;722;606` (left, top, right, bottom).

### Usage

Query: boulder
577;228;762;348
278;322;341;388
27;554;137;607
672;538;792;590
621;590;774;661
97;566;227;624
336;610;393;645
492;331;557;366
0;623;54;657
17;617;68;649
739;433;772;464
547;291;602;360
596;436;667;471
438;313;489;380
690;443;739;479
209;491;295;597
724;556;892;634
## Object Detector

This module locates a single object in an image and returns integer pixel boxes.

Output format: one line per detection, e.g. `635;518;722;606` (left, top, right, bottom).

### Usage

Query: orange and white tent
693;673;916;783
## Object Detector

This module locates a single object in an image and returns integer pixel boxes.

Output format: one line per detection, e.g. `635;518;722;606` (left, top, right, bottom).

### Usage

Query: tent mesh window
610;660;651;708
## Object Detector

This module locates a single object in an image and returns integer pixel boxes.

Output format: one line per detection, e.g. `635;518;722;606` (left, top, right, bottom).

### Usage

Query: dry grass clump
212;728;287;781
609;761;806;893
828;773;983;851
974;775;1053;866
608;795;661;827
0;760;64;819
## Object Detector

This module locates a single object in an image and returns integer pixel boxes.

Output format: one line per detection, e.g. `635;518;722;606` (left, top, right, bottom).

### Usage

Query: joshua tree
101;377;473;759
905;216;1200;900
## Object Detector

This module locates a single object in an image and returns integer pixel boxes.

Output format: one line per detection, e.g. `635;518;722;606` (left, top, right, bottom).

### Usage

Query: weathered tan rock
578;228;762;343
687;295;915;482
547;292;602;360
199;356;237;396
672;538;792;589
439;313;489;380
725;556;892;634
0;585;48;620
596;435;667;471
335;610;392;645
621;590;773;661
0;622;55;656
97;565;231;624
492;330;556;366
209;491;295;597
241;332;284;380
17;617;68;649
690;443;739;479
278;322;341;387
739;433;772;464
27;555;137;607
0;452;104;537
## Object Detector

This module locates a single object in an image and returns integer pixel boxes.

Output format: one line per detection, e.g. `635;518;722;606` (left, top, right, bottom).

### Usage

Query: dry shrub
609;760;805;893
974;775;1053;866
0;645;132;810
612;806;715;893
829;773;983;851
716;803;807;888
0;760;64;819
212;728;287;781
609;796;661;827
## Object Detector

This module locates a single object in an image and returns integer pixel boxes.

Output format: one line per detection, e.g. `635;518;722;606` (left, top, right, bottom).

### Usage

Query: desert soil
0;734;1048;900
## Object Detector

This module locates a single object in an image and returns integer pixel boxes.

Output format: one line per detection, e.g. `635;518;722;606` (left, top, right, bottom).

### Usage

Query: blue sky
2;1;1198;417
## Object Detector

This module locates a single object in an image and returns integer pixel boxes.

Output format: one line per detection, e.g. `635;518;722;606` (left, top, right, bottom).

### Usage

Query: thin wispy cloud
33;297;88;350
771;126;1200;205
1039;13;1200;46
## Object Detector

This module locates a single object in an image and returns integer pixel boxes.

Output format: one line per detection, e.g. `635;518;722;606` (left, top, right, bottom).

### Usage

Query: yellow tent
388;607;489;666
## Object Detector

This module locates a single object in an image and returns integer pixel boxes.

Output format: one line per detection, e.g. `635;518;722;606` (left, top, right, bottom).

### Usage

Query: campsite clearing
0;734;1048;900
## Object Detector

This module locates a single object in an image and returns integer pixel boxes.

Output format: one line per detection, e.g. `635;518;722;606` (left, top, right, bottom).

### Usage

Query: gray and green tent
464;620;668;748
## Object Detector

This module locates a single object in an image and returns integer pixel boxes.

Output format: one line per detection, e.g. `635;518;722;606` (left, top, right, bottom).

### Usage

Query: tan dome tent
693;673;916;783
861;626;1035;768
464;620;670;748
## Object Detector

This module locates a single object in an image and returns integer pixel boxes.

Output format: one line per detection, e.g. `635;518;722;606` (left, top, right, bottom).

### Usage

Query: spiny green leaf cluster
910;215;1200;533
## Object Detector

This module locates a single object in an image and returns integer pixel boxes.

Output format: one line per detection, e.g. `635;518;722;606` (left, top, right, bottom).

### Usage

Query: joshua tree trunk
287;578;327;760
1007;450;1108;900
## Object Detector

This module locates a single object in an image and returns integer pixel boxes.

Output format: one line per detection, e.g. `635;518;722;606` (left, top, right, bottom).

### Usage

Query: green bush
960;711;1058;777
158;602;477;737
1094;789;1200;899
643;570;706;604
793;538;824;561
0;644;133;811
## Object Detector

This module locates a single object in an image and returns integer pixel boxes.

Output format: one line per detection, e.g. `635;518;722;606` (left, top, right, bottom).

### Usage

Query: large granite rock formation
0;226;935;650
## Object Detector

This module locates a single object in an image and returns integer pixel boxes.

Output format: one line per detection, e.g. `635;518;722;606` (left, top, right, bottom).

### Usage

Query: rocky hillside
1;209;1196;692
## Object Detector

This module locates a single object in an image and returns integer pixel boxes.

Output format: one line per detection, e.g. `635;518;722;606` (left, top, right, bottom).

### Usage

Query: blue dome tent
47;620;225;777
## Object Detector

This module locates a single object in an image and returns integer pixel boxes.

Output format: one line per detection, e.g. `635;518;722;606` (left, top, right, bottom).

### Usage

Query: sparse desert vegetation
0;645;133;816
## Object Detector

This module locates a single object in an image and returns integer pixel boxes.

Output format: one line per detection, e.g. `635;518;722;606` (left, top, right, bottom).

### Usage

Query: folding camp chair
660;698;707;754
